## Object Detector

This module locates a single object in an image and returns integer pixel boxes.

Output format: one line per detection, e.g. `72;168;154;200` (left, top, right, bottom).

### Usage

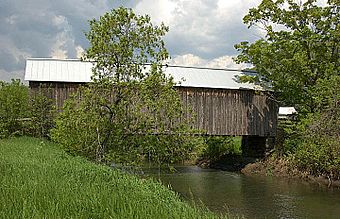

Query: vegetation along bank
0;137;231;219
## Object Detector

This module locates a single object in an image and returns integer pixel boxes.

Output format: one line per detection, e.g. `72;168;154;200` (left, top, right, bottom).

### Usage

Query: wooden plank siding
29;81;278;137
176;87;277;137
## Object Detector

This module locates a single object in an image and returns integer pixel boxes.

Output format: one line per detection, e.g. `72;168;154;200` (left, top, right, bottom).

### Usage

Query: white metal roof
25;58;259;90
25;58;93;83
167;66;258;90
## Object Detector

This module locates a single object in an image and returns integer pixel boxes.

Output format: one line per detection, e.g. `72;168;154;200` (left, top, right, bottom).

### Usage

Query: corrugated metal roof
166;66;258;90
25;58;93;83
24;58;259;90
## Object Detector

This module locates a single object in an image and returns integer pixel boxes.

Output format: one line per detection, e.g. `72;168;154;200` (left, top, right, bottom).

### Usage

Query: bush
28;90;56;138
293;108;340;180
0;80;55;139
200;136;241;161
0;80;30;138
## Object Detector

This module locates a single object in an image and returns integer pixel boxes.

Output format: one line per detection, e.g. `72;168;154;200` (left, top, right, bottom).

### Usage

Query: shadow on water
144;166;340;219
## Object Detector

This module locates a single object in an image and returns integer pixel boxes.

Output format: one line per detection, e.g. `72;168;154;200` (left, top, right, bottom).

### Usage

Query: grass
0;137;228;219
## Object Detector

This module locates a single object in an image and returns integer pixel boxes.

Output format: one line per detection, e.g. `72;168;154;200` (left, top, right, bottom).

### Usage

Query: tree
235;0;339;113
51;7;199;165
83;7;169;82
234;0;340;179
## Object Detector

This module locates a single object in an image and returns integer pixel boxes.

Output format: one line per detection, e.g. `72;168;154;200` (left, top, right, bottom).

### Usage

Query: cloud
169;54;251;69
76;46;85;59
0;36;30;72
118;0;264;59
169;54;206;66
0;0;113;80
135;0;177;24
0;0;261;81
162;0;263;59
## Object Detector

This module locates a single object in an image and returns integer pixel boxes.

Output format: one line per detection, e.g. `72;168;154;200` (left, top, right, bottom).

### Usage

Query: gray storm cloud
0;0;261;81
0;0;138;80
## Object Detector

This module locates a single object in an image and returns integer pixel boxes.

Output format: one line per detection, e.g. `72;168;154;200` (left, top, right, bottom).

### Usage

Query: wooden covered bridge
25;58;278;157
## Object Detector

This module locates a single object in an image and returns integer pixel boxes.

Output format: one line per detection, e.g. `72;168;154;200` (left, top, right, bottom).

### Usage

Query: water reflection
145;166;340;219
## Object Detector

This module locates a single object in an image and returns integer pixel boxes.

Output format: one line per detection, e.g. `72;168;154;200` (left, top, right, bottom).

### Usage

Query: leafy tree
235;0;339;179
83;7;169;82
235;0;339;113
52;7;199;165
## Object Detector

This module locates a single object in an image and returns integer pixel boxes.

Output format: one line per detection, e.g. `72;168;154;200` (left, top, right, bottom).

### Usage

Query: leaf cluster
0;80;56;139
293;106;340;180
235;0;339;113
83;7;169;82
200;136;241;162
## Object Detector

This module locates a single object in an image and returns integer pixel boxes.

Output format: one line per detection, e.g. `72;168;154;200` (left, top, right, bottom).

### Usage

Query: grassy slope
0;137;226;219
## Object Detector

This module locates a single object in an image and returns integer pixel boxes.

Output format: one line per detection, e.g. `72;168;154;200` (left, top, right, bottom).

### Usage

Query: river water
146;166;340;219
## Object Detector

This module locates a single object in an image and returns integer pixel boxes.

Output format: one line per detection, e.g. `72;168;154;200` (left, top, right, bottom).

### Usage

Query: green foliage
51;73;199;165
0;80;56;139
52;7;200;166
84;7;169;82
235;0;339;113
235;0;340;178
28;90;56;138
0;80;30;138
238;75;259;84
0;137;226;218
200;136;241;161
294;107;340;180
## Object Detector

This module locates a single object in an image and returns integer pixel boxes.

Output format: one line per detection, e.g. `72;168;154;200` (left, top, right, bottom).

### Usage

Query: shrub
28;90;56;138
200;136;241;161
0;80;56;139
293;108;340;180
0;80;30;138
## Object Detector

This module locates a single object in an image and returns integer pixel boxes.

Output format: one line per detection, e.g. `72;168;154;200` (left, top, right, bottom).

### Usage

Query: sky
0;0;266;81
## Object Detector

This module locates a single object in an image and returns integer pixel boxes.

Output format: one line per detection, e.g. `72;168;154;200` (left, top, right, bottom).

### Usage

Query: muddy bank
241;158;340;188
197;155;340;188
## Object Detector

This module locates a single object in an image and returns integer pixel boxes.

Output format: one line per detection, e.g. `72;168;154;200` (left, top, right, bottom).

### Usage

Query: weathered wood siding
29;81;84;109
177;87;277;137
29;82;278;137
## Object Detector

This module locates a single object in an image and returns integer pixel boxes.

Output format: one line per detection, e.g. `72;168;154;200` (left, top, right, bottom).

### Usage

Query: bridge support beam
241;136;275;158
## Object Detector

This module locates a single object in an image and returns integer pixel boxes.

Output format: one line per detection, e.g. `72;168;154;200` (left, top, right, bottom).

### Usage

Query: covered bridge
25;58;278;157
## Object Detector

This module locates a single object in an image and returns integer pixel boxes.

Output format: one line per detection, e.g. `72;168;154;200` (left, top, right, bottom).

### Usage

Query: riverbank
241;157;340;188
196;155;257;172
0;137;228;218
197;154;340;189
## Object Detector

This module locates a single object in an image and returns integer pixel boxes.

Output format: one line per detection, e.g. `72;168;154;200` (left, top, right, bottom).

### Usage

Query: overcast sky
0;0;266;81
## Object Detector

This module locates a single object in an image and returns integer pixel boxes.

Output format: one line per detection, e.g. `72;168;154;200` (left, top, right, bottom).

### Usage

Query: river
145;166;340;219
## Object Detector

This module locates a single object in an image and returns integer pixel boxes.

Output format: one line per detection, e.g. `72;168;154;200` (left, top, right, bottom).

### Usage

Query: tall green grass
0;137;228;218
